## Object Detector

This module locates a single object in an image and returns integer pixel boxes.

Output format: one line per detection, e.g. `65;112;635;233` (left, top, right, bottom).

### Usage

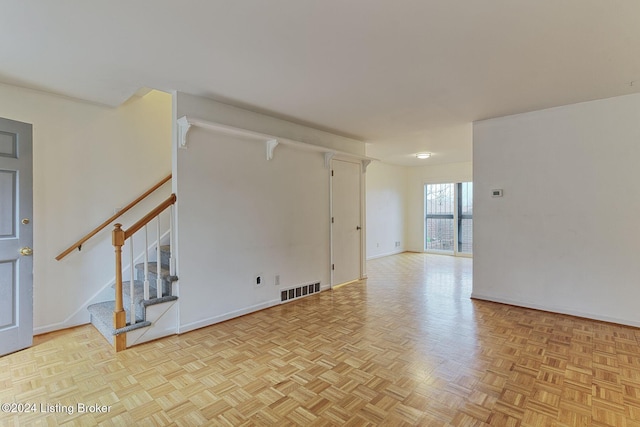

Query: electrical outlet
275;274;280;286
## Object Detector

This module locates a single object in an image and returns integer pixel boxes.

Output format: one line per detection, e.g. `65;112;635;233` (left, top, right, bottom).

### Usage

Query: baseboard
178;284;333;334
470;292;640;328
178;298;281;334
332;279;359;289
366;249;405;260
34;319;89;336
33;284;113;335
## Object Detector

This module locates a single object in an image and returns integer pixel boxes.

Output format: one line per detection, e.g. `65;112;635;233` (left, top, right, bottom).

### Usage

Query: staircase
87;245;178;343
87;245;178;346
55;176;177;351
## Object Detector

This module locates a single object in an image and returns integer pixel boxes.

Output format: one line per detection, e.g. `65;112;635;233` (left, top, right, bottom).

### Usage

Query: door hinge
331;217;334;223
332;264;335;270
331;170;334;176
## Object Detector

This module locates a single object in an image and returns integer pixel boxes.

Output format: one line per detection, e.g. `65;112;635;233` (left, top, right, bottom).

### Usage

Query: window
425;182;473;255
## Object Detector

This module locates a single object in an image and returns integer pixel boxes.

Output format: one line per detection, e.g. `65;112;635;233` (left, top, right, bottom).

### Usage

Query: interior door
331;159;361;286
0;117;33;356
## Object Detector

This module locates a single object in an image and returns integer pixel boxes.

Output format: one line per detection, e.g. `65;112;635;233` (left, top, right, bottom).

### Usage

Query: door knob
19;247;33;256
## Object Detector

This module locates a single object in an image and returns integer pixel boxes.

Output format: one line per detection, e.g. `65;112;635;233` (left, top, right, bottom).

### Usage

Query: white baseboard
470;292;640;328
178;298;281;334
178;284;333;335
366;249;404;260
33;284;113;335
34;320;89;336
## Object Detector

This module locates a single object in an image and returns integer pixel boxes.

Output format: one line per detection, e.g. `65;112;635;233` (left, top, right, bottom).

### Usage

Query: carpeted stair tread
87;301;149;338
143;295;178;307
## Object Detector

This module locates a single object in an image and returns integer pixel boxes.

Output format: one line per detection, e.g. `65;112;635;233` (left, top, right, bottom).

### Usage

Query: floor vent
281;282;321;303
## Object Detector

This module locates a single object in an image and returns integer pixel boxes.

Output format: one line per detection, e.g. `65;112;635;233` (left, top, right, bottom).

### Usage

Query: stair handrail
124;194;177;239
112;193;177;351
55;174;172;261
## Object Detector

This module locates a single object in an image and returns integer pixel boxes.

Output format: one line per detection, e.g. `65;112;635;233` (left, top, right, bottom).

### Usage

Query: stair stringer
126;299;178;346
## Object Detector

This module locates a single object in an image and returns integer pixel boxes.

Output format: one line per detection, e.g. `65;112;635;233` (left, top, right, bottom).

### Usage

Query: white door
331;159;361;286
0;118;33;356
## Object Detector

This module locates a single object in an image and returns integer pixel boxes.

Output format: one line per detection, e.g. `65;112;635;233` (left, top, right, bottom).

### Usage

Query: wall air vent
281;282;321;303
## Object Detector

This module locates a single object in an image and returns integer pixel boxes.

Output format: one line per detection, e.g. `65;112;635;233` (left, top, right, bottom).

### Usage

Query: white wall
174;93;365;332
406;162;473;252
0;84;172;333
473;93;640;327
366;162;408;259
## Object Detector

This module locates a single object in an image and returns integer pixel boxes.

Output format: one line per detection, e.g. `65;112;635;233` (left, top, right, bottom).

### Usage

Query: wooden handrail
55;174;172;260
124;194;177;239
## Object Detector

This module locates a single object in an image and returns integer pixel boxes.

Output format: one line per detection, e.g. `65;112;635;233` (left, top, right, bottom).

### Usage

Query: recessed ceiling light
415;152;431;159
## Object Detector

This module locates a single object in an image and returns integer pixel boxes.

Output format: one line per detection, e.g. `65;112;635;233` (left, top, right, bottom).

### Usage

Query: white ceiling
2;1;639;165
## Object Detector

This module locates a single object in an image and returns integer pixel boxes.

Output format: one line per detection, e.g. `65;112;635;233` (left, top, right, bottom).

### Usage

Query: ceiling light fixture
415;152;431;159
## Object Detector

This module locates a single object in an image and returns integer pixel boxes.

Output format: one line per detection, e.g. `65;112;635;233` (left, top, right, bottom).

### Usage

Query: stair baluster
129;238;136;325
156;216;162;299
169;205;175;277
143;225;150;300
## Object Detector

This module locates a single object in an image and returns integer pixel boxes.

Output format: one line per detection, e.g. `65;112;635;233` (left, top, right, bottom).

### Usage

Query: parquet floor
2;253;640;426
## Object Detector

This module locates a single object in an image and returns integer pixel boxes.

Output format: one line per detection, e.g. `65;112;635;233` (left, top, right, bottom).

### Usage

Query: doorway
425;182;473;256
331;159;362;286
0;117;33;356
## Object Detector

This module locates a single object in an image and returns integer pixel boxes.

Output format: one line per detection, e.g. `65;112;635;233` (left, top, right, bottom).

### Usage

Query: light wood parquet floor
2;253;640;426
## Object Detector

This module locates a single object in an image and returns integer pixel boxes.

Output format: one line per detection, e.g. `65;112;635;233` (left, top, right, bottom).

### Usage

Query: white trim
470;293;640;328
324;152;335;169
177;115;377;164
178;299;281;334
177;116;192;149
359;159;367;278
366;249;405;260
265;139;279;160
179;283;333;334
328;164;334;288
